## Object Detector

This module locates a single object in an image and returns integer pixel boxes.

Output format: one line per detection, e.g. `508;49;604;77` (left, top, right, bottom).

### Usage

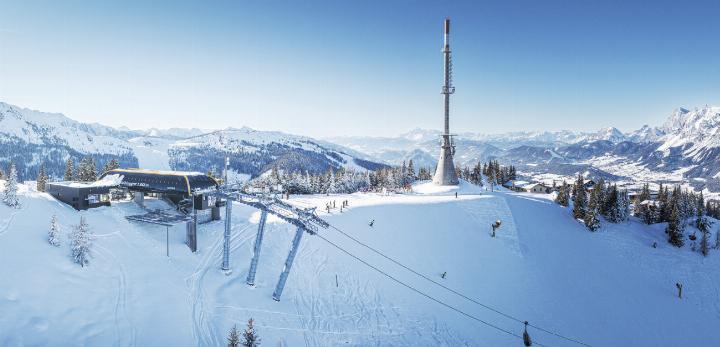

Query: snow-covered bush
48;215;61;247
70;216;93;267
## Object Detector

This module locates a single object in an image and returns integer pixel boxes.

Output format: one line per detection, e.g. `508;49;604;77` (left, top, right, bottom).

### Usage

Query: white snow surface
64;174;124;188
0;181;718;346
411;180;484;195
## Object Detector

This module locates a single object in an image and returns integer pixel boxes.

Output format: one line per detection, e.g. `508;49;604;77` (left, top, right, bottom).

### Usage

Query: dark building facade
46;182;112;210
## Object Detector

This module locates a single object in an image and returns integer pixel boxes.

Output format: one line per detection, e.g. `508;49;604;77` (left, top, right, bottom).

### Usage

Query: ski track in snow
94;243;137;347
4;183;720;345
187;221;254;347
0;210;19;236
457;194;523;257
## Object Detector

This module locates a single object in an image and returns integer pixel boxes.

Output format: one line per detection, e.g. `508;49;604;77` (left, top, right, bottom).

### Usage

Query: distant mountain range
3;101;720;192
0;102;385;181
327;106;720;192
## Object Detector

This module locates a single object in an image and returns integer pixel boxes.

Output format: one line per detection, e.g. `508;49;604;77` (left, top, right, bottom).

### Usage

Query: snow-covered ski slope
0;181;718;346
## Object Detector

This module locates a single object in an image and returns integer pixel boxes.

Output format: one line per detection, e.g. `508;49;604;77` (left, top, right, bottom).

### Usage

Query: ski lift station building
46;168;220;211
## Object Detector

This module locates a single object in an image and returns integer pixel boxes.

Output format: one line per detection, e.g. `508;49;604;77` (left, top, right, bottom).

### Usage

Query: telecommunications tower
432;18;459;186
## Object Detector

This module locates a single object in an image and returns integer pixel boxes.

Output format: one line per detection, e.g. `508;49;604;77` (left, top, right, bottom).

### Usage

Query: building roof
47;174;124;189
521;182;547;189
101;169;218;195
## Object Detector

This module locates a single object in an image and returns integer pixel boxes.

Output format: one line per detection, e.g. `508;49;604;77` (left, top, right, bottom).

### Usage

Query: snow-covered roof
108;168;206;177
504;180;529;187
49;174;124;188
521;182;547;189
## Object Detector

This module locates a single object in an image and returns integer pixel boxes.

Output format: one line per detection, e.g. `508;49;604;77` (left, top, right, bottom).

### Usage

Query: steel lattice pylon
210;186;329;301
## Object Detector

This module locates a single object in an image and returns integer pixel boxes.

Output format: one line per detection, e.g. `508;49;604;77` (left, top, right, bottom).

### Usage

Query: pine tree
700;229;710;256
406;159;416;183
554;181;570;207
572;174;586;220
48;215;61;247
640;203;657;225
327;170;338;194
228;324;240;347
618;189;630;222
77;157;97;182
584;186;601;231
657;184;669;223
604;185;621;223
595;178;607;215
102;158;120;174
3;162;20;208
64;158;75;181
667;192;685;248
70;216;93;267
37;163;48;192
242;318;260;347
696;192;712;232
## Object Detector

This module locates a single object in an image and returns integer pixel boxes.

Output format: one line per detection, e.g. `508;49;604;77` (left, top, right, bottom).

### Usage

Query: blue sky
1;0;718;137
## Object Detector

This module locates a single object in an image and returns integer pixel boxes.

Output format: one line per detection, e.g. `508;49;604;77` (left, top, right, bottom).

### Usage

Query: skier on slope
491;220;502;237
369;219;375;227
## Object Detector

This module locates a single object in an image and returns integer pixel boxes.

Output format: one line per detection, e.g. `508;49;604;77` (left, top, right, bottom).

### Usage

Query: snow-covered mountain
628;125;666;143
329;106;720;191
0;102;139;179
166;127;387;177
0;102;385;180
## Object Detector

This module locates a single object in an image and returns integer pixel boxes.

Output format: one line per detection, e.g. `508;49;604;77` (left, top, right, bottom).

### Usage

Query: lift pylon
211;187;329;300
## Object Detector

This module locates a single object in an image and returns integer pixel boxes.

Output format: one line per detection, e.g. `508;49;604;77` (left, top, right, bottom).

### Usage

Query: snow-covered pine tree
64;158;75;181
595;178;607;215
3;162;20;208
76;157;93;182
70;216;93;267
242;318;260;347
102;158;120;174
37;163;48;192
48;215;61;247
618;189;630;222
86;157;97;182
406;159;416;183
604;184;620;223
700;228;709;256
327;170;338;194
554;181;570;207
667;192;685;248
227;324;240;347
584;186;601;231
695;192;712;232
640;203;657;225
656;183;668;223
572;174;586;220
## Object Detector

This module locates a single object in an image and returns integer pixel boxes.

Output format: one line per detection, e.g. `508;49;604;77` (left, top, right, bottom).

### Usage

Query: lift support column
272;226;304;301
221;199;232;272
246;209;268;285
